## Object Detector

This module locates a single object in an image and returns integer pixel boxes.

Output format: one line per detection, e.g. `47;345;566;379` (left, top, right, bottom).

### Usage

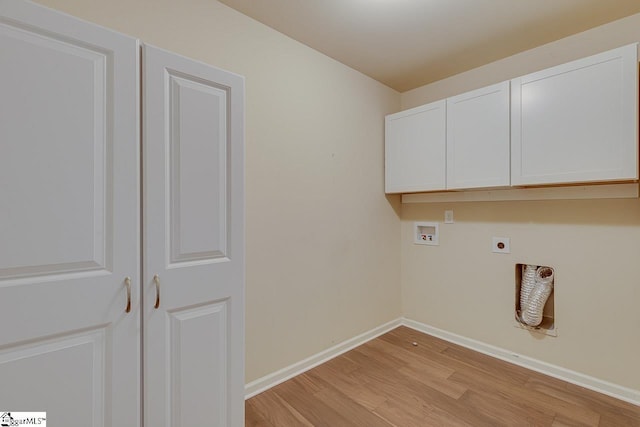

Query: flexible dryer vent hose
521;266;554;327
519;264;537;314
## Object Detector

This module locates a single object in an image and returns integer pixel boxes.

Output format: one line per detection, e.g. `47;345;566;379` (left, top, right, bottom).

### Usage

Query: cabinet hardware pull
153;274;160;309
124;276;132;313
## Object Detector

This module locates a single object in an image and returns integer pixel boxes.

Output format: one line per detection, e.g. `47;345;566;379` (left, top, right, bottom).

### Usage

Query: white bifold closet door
143;45;245;427
1;1;245;426
0;1;140;426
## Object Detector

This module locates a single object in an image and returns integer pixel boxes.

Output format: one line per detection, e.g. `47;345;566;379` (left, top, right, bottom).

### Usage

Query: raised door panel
168;302;229;425
144;45;245;427
0;329;107;425
0;5;110;279
385;100;446;193
169;74;229;263
511;44;638;185
0;2;140;426
446;81;510;189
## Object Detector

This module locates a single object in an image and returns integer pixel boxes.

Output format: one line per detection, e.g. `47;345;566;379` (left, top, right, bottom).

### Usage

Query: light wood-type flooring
246;326;640;426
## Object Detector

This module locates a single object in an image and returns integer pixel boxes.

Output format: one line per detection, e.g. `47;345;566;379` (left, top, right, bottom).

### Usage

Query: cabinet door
143;45;245;427
446;81;510;189
0;1;140;426
385;100;446;193
511;44;638;185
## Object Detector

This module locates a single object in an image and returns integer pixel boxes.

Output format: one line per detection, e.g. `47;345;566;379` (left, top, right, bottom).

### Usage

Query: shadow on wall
400;197;640;227
386;193;402;218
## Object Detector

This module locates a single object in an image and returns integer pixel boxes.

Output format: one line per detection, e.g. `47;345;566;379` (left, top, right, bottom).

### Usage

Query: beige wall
401;15;640;391
35;0;402;383
30;0;640;394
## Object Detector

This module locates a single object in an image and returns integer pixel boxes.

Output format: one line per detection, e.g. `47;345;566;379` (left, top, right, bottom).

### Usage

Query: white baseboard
245;316;639;406
244;318;403;399
402;318;640;406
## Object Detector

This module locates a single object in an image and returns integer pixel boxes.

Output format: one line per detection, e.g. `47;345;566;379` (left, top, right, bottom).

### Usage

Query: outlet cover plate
444;210;454;224
492;237;510;253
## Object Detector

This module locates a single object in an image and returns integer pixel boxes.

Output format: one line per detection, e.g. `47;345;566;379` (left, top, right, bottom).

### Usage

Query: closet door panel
168;74;229;263
0;17;108;277
167;301;229;426
0;1;140;426
144;45;245;427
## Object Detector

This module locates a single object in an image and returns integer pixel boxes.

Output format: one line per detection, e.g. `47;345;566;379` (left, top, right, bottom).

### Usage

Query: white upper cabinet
385;83;510;193
385;100;446;193
386;44;639;194
446;81;510;189
511;44;639;186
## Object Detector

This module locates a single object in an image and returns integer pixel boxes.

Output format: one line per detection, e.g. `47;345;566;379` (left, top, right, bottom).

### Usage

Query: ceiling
217;0;640;92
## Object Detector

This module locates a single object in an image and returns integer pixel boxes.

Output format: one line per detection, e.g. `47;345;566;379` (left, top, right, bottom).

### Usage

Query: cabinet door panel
446;81;510;189
511;44;638;185
385;100;446;193
0;1;140;425
144;45;245;427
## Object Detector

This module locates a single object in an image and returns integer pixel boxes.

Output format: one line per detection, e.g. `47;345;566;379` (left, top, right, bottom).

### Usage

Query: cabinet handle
124;276;132;313
153;274;160;309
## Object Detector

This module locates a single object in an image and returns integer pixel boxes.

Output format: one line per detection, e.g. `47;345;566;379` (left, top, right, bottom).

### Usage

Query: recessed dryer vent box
514;263;556;337
414;222;439;245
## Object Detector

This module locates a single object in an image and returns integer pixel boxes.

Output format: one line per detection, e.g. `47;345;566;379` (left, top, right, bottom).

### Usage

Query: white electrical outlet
492;237;510;253
444;210;454;224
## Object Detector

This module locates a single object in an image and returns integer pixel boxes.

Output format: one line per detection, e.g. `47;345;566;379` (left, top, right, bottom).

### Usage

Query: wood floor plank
349;351;499;427
380;327;537;389
397;363;467;399
245;400;277;427
361;369;470;427
304;364;387;411
321;353;360;374
562;382;640;422
313;387;394;427
346;353;430;406
422;406;480;427
272;376;361;427
248;385;314;427
441;344;532;385
551;413;598;427
373;398;432;427
526;377;640;423
458;388;556;426
289;372;325;395
346;342;409;372
345;348;468;425
598;413;640;427
366;334;456;378
246;327;639;427
449;368;600;426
